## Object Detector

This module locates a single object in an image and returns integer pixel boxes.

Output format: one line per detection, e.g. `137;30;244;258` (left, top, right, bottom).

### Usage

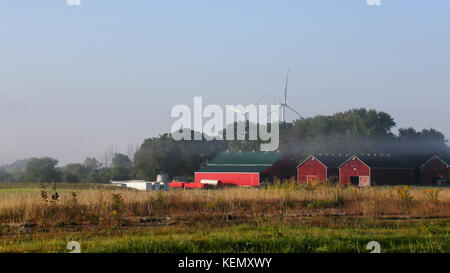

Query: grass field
0;182;449;253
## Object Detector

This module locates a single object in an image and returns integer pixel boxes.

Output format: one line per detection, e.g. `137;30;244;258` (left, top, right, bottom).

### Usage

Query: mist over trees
1;158;31;173
281;109;448;161
0;108;448;183
0;156;110;184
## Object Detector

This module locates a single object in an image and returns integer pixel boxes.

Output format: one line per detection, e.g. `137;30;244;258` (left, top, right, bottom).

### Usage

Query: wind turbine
226;93;266;138
227;93;267;121
277;69;303;122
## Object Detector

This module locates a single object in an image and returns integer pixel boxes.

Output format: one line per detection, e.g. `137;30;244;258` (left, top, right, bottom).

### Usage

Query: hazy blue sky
0;0;449;165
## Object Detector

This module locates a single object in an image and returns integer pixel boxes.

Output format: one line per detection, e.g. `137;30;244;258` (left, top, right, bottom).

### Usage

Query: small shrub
51;192;59;203
395;186;413;203
97;193;127;228
111;193;125;216
71;192;78;204
423;188;440;201
40;184;48;203
395;186;414;211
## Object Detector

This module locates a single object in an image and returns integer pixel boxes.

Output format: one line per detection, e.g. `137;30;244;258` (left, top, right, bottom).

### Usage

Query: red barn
195;151;296;187
297;154;348;184
339;154;414;186
420;155;449;185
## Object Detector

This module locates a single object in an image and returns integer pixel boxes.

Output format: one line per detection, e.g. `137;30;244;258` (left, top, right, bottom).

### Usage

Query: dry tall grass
0;182;449;229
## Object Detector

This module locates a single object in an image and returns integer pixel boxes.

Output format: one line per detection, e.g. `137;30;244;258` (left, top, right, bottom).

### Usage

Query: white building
110;180;169;191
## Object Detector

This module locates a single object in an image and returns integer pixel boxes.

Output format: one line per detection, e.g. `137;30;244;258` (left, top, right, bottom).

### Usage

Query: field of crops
0;182;449;253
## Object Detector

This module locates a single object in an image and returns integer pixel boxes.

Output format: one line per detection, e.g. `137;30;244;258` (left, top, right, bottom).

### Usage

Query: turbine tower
278;69;302;122
281;69;289;122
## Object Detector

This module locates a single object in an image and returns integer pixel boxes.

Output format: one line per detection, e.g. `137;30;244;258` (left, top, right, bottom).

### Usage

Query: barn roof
297;154;349;168
398;154;436;168
195;165;270;173
340;154;413;169
197;151;284;173
421;154;450;167
208;151;284;166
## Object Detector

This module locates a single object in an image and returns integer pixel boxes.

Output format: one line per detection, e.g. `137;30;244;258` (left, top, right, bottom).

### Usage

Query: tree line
0;108;448;183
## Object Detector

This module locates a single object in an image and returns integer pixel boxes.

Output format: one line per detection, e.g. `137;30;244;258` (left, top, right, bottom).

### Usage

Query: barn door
307;175;317;184
350;176;359;186
359;176;371;187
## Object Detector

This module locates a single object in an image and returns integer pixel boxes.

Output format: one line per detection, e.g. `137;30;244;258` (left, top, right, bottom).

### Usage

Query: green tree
398;127;447;154
24;157;61;183
133;132;225;180
111;153;132;181
278;108;402;161
86;168;111;183
0;170;11;182
83;157;101;170
61;163;89;183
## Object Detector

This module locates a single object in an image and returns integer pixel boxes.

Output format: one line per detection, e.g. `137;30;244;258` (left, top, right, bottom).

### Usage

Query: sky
0;0;449;165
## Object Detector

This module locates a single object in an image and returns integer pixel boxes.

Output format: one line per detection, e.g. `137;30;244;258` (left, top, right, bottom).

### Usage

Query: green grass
0;183;117;193
1;222;448;253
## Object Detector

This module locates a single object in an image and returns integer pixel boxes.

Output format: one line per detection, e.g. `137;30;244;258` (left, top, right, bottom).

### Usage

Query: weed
395;186;413;203
40;184;48;203
71;192;78;205
423;188;440;201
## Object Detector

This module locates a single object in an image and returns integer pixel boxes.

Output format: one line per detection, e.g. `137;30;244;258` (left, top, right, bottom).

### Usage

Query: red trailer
195;151;296;187
420;155;449;185
184;182;208;189
297;154;347;184
339;154;414;186
169;181;186;188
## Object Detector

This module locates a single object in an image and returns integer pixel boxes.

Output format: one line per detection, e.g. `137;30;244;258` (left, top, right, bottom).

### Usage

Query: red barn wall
194;172;260;186
371;169;414;186
420;158;449;185
297;158;327;184
339;158;370;185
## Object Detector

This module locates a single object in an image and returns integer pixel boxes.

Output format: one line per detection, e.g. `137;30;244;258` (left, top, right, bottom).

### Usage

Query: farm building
110;180;169;191
420;155;450;185
338;154;414;186
194;151;297;187
111;174;170;191
297;154;348;184
396;153;438;185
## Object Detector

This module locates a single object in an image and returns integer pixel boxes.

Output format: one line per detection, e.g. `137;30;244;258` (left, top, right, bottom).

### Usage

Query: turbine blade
284;68;289;103
267;105;281;117
245;104;256;113
245;93;267;113
254;92;267;106
226;106;243;114
285;104;303;118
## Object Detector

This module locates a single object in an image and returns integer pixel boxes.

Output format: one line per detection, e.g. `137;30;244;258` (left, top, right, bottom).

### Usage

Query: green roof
196;151;284;173
208;151;284;166
196;165;270;173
